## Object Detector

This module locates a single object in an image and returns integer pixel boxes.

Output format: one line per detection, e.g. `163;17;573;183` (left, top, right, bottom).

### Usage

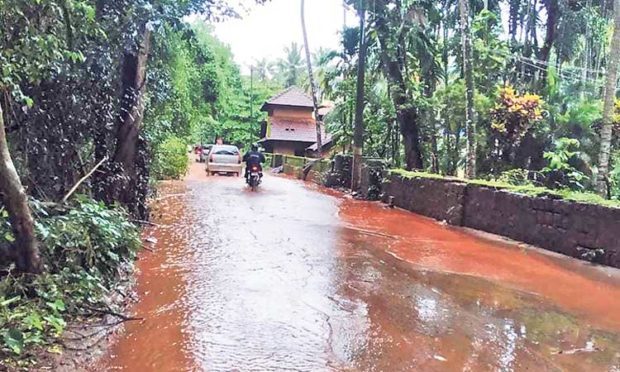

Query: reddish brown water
96;163;620;371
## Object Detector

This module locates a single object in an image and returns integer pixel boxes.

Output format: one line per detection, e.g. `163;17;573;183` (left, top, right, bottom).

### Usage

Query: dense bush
491;86;544;139
0;198;140;362
542;138;589;190
151;137;189;180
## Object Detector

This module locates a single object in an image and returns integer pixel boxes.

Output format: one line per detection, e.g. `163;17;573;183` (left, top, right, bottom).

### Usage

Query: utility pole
250;65;254;123
352;0;367;191
301;0;323;153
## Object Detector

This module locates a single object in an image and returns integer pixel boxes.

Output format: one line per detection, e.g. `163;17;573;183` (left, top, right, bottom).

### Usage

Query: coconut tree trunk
352;2;367;190
301;0;323;154
460;0;477;178
0;99;41;273
596;0;620;196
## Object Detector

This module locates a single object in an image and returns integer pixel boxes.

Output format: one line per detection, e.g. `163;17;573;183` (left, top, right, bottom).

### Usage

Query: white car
206;145;243;176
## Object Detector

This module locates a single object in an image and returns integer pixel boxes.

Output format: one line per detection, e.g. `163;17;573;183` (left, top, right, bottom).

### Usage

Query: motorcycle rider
243;143;266;183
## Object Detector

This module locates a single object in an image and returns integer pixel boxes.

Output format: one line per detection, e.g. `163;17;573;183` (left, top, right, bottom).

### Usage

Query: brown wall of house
271;107;313;119
271;141;310;156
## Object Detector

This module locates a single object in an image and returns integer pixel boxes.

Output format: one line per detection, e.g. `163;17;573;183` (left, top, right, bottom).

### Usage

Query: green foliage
471;10;509;94
542;138;589;190
1;198;140;361
434;80;495;175
497;169;534;187
275;42;305;88
151;137;189;180
610;152;620;200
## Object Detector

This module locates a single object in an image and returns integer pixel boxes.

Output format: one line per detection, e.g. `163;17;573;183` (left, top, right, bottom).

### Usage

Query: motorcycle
248;164;261;191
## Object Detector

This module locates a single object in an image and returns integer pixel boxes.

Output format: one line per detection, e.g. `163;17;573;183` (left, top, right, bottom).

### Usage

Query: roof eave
261;103;314;112
259;137;316;143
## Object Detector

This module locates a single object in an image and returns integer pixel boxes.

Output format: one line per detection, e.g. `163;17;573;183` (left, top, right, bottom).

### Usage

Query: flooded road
98;163;620;371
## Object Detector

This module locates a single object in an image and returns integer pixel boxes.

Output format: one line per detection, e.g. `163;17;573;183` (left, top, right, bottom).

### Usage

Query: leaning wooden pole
0;98;41;273
301;0;323;154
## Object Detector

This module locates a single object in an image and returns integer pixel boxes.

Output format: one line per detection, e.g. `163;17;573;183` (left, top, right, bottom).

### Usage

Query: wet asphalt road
98;163;620;371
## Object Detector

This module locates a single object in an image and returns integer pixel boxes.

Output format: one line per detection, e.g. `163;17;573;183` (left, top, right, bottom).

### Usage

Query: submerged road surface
98;163;620;371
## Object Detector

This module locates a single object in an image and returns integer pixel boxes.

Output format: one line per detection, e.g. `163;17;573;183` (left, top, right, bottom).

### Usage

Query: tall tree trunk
596;0;620;196
581;0;593;97
115;27;151;175
442;3;456;175
539;0;559;66
301;0;323;154
398;104;424;170
352;2;367;190
109;27;151;217
0;99;41;273
424;78;439;173
374;9;423;170
509;0;520;42
430;120;439;173
460;0;477;178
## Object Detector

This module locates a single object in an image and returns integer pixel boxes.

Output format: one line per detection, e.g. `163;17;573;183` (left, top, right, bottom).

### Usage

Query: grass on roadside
389;169;620;208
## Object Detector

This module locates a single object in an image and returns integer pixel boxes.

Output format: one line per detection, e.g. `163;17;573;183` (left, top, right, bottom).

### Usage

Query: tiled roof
261;117;329;143
261;86;314;110
306;133;334;151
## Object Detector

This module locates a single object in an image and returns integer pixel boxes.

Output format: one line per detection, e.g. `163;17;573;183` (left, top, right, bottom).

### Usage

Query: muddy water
99;181;196;371
97;163;620;371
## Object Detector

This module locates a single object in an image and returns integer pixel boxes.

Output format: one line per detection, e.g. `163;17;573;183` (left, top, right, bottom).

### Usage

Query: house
259;87;332;157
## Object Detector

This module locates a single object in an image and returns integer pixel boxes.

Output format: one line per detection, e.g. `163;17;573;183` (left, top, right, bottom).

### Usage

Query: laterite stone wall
382;173;620;268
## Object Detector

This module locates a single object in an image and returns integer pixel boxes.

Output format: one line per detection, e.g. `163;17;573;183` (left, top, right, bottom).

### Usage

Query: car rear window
213;147;239;155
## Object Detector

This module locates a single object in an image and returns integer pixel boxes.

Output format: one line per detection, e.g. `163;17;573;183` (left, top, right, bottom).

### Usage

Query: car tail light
238;154;242;164
210;154;214;162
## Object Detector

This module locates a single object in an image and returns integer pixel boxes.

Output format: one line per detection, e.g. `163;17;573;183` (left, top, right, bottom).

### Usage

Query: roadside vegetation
1;198;140;366
248;1;620;203
309;1;620;202
3;0;620;367
0;0;270;366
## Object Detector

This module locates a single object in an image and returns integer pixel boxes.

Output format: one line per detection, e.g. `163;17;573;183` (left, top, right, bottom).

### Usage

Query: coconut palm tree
276;42;305;87
596;0;620;196
460;0;477;178
253;58;274;81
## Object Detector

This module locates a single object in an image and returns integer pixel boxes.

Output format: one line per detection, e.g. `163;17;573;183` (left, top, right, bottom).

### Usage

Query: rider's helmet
251;143;259;151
